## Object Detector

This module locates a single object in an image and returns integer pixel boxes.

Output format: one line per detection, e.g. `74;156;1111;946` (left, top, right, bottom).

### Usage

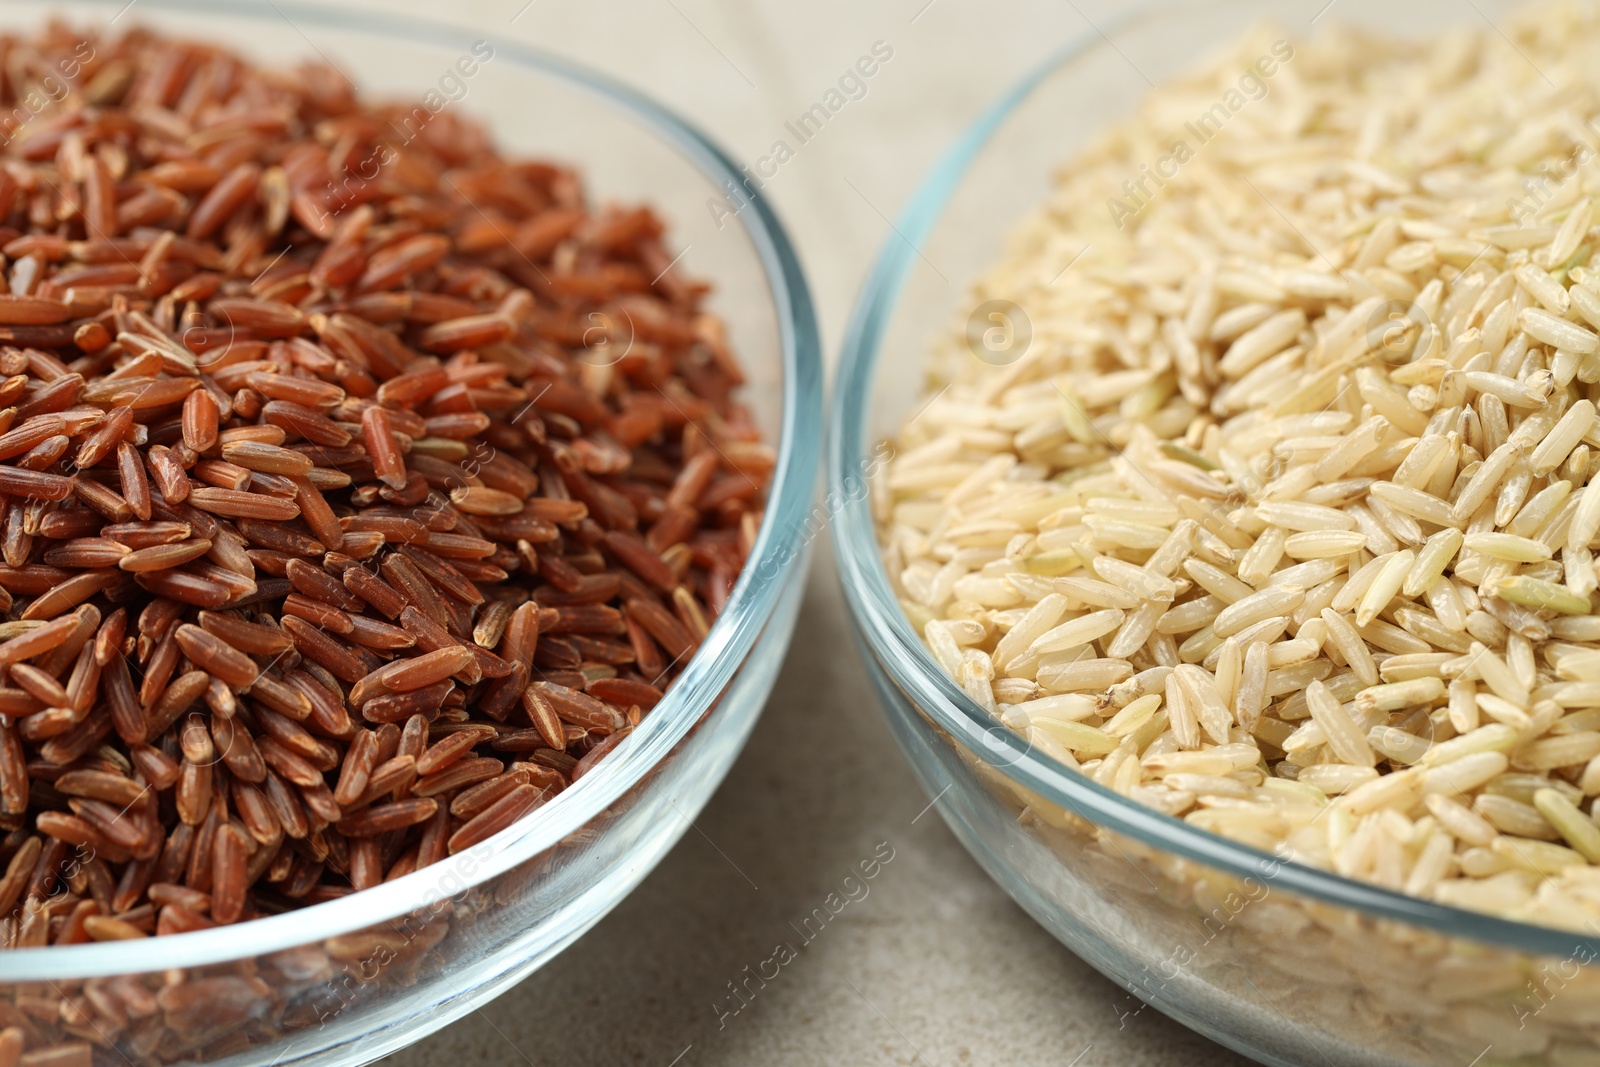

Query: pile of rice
876;4;1600;928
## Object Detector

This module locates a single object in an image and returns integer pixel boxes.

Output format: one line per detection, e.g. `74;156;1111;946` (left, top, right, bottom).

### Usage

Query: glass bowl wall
829;2;1600;1065
0;3;823;1066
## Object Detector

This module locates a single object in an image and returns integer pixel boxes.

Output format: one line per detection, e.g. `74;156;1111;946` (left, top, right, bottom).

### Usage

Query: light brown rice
879;3;1600;931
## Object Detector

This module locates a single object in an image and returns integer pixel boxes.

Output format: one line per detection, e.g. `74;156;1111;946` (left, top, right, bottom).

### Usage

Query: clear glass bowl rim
0;0;823;980
829;0;1600;960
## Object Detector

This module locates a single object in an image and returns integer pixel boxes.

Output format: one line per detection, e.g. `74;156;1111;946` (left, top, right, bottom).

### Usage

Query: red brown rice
0;17;770;965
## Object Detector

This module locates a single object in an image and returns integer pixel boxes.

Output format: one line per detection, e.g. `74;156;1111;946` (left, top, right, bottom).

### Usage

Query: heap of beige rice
877;4;1600;929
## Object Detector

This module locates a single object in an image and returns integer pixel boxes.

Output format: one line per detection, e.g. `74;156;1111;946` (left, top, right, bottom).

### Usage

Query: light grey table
296;0;1260;1062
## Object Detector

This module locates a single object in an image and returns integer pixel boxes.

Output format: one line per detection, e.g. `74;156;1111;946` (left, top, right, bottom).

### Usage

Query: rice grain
879;6;1600;928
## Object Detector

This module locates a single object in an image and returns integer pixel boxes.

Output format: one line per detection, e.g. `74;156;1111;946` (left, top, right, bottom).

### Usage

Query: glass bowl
830;1;1600;1065
0;2;821;1066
